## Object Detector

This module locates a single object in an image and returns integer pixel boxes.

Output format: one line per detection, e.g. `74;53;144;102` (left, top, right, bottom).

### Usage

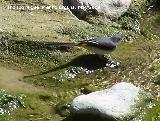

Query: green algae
0;0;160;121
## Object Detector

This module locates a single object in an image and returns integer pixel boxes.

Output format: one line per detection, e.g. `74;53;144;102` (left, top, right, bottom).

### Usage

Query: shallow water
153;15;160;36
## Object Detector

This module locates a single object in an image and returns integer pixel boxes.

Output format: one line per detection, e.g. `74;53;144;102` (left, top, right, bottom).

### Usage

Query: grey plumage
77;34;123;54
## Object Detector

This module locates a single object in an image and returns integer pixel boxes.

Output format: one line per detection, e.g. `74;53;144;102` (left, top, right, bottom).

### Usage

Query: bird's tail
43;42;78;47
45;41;89;48
76;41;88;47
12;40;78;47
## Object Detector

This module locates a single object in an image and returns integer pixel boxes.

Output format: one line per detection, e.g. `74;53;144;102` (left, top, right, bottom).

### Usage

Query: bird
77;34;123;56
16;34;123;59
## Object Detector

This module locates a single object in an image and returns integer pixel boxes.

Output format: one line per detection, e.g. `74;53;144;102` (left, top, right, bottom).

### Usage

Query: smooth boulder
63;0;132;19
69;82;147;120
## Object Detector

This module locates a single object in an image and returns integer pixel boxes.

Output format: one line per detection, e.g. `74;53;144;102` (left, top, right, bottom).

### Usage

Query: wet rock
63;0;132;20
69;82;148;120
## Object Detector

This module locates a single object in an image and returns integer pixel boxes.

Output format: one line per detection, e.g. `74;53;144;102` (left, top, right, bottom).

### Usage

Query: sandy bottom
0;66;43;93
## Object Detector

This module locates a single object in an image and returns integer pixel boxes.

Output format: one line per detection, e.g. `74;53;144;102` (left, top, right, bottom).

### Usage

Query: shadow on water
24;54;110;78
0;37;112;78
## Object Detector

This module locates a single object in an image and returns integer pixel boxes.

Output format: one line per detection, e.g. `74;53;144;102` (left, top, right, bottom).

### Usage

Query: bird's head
110;34;124;43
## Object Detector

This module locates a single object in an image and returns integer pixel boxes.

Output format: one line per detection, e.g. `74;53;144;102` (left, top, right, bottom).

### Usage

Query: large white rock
69;82;145;120
64;0;132;19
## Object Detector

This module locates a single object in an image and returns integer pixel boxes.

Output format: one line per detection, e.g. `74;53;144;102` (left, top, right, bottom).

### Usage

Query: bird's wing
80;37;116;51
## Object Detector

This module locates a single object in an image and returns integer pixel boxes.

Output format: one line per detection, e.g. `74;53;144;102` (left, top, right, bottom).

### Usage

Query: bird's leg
107;54;112;60
104;54;113;62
